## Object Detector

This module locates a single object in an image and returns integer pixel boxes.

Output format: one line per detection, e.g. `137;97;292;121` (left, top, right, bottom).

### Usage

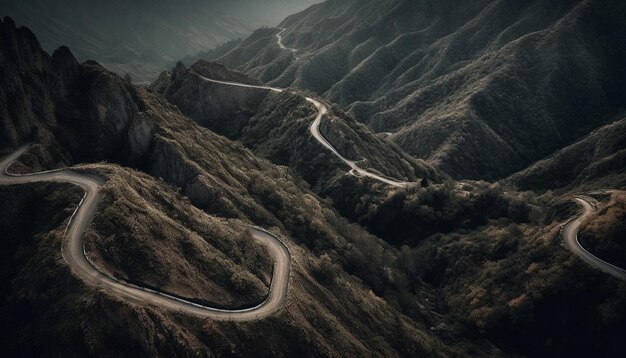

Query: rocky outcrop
153;61;269;139
185;175;221;209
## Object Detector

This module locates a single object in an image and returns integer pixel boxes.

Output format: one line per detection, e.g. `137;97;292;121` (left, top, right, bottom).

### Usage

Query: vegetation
151;61;442;192
412;213;626;357
0;21;476;355
325;178;539;245
579;192;626;268
507;115;626;193
219;0;626;181
2;6;626;357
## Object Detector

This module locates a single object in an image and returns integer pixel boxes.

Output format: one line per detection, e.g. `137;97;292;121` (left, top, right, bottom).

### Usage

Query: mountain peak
51;45;77;68
2;16;16;28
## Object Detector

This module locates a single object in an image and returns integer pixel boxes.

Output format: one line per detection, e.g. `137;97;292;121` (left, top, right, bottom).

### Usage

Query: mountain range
1;0;626;356
0;0;320;82
216;0;626;181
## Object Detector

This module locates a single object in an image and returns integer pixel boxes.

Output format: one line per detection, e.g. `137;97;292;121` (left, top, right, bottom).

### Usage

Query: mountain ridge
215;0;626;181
0;16;480;357
1;0;321;82
2;1;626;356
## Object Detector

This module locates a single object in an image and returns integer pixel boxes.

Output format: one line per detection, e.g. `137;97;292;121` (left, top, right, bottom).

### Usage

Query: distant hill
507;113;626;192
0;0;320;82
216;0;626;181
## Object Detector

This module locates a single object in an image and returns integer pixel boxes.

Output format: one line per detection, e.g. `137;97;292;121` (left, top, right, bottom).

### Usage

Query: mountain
215;0;626;181
0;0;320;82
150;60;443;191
0;16;485;357
2;4;626;357
507;113;626;192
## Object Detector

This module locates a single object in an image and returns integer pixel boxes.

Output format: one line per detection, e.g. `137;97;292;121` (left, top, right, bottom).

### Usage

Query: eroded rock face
128;112;156;159
0;17;145;164
89;76;136;132
149;138;198;187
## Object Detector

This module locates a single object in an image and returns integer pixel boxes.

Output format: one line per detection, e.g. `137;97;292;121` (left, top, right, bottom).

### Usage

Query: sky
0;0;321;80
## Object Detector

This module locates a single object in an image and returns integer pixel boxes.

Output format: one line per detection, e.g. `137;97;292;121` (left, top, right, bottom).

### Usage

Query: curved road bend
192;72;410;188
276;27;299;59
0;144;291;321
562;196;626;281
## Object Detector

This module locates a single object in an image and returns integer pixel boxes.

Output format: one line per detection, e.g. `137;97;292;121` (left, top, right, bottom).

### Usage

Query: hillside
2;11;626;358
216;0;626;180
507;114;626;192
151;60;442;191
578;191;626;269
0;16;481;357
0;0;320;82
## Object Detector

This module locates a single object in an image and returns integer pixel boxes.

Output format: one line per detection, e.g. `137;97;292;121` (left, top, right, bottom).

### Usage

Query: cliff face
1;0;321;82
0;16;62;148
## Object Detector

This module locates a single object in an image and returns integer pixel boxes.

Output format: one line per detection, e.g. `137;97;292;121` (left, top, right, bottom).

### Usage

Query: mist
0;0;321;81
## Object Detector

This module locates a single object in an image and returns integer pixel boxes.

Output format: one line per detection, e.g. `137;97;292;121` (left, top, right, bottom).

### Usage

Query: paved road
0;144;291;320
276;27;299;59
193;72;410;187
562;196;626;281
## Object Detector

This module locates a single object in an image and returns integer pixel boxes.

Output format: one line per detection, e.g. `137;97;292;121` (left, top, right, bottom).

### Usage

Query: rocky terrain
1;0;626;355
151;60;441;191
0;16;481;357
216;0;626;181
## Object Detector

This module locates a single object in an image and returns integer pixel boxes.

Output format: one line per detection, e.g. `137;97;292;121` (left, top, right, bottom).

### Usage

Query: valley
0;144;292;320
1;0;625;356
191;71;411;187
562;194;626;281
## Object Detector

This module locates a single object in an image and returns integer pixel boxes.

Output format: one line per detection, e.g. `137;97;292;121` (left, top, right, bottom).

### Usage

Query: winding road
276;27;299;59
0;28;409;319
0;144;291;320
562;195;626;281
193;71;410;187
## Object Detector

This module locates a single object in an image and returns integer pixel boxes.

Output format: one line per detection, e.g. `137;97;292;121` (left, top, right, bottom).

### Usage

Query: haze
0;0;320;81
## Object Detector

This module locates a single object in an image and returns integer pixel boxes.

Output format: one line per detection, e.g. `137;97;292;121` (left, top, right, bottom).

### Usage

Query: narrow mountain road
562;195;626;281
0;144;291;321
193;72;410;187
276;27;299;59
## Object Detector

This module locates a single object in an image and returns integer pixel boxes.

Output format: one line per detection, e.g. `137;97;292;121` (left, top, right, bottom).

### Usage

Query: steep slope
216;0;626;180
151;60;442;191
1;0;320;82
578;191;626;269
507;114;626;192
0;17;483;357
